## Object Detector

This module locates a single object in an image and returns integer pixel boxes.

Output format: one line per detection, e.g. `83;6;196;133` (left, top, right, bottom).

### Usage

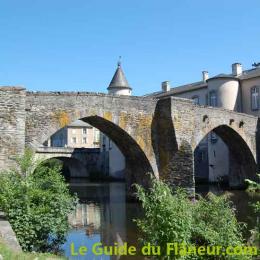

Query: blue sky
1;0;260;96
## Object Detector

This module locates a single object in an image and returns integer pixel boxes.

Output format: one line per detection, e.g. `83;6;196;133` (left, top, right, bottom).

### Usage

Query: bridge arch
39;156;89;179
194;124;257;188
31;113;155;192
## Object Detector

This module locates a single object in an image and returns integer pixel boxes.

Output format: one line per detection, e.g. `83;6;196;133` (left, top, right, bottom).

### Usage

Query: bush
0;149;77;252
192;193;244;248
250;201;260;247
245;174;260;192
134;176;251;259
245;175;259;246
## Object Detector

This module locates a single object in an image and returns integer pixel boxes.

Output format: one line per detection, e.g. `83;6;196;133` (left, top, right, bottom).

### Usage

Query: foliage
192;193;244;247
0;149;77;252
249;201;260;247
245;174;260;192
0;239;65;260
134;176;251;259
134;179;193;249
245;175;260;246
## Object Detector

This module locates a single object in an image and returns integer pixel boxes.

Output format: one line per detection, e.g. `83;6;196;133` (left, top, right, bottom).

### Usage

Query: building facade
47;120;100;148
146;63;260;183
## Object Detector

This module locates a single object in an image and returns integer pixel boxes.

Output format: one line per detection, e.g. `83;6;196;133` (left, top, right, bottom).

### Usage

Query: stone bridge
0;87;259;193
35;147;101;178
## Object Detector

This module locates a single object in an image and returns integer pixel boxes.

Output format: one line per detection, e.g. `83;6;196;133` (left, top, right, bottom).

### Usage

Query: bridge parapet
36;146;100;155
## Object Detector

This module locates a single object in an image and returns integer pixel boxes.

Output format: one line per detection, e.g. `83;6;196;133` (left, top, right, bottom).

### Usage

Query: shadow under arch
74;116;154;192
195;124;257;188
40;156;88;180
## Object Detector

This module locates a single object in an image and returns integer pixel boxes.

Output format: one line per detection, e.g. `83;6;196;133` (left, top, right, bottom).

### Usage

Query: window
82;137;87;144
209;91;217;107
251;86;259;110
72;129;76;134
94;129;100;143
82;127;87;135
192;96;200;105
72;137;77;144
109;139;112;150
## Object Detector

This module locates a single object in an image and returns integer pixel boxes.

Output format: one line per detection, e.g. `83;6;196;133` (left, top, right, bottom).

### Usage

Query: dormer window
251;86;259;110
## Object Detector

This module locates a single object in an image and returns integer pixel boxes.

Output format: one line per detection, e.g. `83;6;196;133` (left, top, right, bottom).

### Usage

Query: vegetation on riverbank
245;174;260;246
245;174;260;192
135;176;255;259
0;149;77;253
0;239;65;260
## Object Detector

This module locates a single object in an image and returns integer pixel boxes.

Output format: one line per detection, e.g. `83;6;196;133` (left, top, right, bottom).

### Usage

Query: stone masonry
0;87;26;170
0;87;259;193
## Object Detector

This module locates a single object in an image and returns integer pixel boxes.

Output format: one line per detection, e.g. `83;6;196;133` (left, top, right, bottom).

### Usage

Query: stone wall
0;88;258;191
151;96;258;191
25;92;158;190
0;87;26;171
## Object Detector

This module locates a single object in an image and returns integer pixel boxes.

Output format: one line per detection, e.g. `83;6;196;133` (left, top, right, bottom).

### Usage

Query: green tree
134;176;252;259
0;149;77;252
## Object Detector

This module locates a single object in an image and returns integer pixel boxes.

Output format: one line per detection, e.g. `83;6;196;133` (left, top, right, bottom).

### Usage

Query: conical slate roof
107;62;132;90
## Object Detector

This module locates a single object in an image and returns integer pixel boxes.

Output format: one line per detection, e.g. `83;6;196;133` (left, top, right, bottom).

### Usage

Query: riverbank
0;211;21;252
0;240;66;260
0;212;65;260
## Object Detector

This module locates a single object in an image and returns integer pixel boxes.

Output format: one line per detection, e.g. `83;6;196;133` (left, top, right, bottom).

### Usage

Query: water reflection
62;180;259;260
62;180;142;260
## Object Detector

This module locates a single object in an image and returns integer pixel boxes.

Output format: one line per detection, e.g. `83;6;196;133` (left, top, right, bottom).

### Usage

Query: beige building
146;62;260;184
48;120;100;148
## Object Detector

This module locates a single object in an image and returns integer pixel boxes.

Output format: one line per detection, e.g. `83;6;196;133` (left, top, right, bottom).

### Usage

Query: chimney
232;63;242;76
202;71;209;82
161;81;170;92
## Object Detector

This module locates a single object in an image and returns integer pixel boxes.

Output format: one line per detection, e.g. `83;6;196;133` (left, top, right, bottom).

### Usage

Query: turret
107;61;132;96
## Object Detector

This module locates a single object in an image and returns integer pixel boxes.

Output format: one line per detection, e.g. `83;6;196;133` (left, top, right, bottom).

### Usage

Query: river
61;179;259;260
